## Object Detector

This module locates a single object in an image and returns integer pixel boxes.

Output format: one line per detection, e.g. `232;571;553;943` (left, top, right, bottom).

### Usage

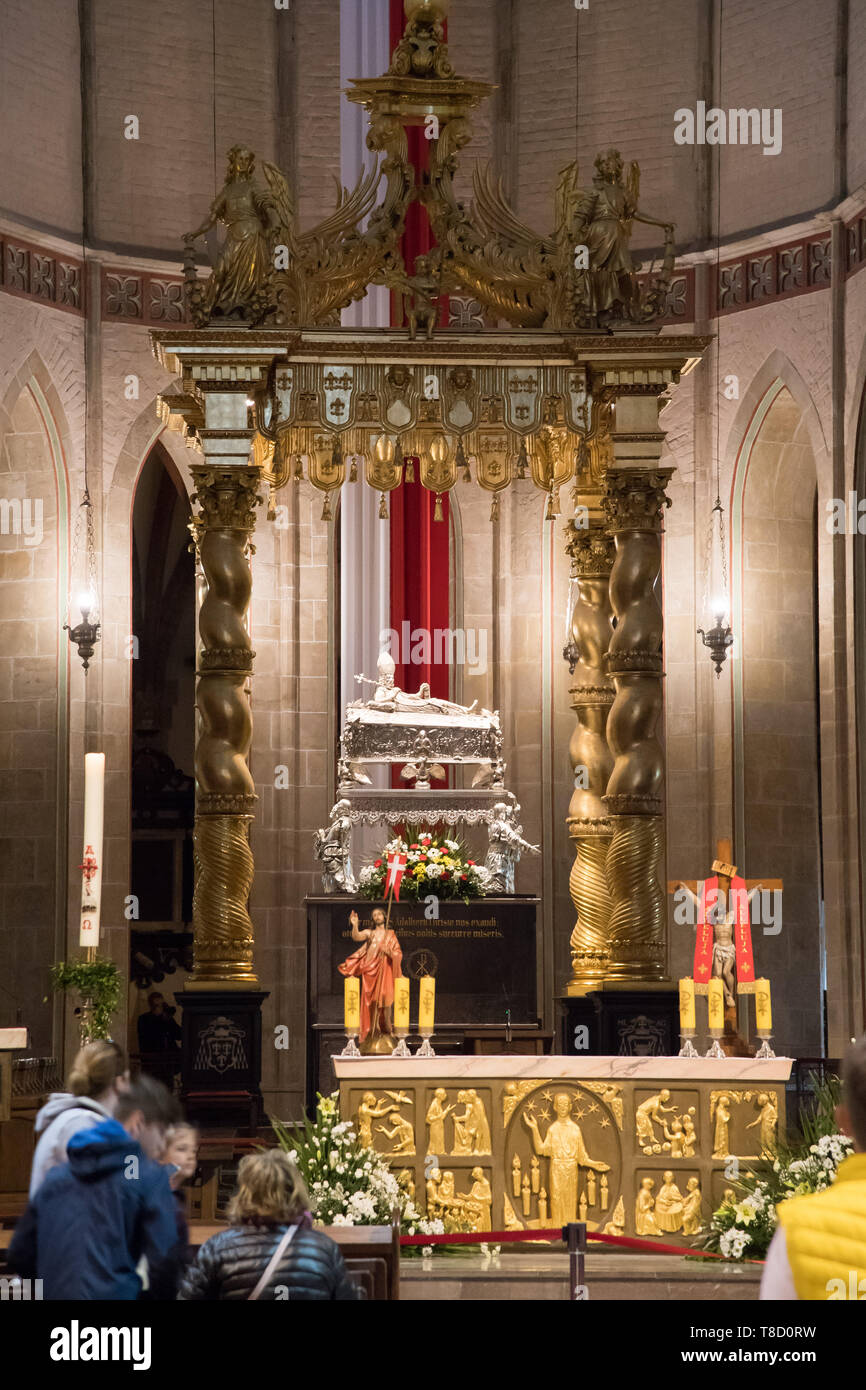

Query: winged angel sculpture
439;148;676;331
183;145;387;328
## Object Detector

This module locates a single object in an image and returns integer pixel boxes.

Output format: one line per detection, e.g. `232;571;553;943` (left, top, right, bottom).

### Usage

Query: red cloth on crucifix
338;930;403;1042
694;875;756;985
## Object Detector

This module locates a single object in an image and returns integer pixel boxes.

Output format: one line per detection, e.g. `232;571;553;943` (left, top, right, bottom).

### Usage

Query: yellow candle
707;977;724;1030
755;979;772;1032
344;976;360;1034
679;978;696;1032
418;975;436;1032
80;753;105;947
393;977;410;1032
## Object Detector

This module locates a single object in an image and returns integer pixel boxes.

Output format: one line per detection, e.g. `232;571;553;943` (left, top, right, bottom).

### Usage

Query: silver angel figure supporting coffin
314;798;357;894
484;801;540;894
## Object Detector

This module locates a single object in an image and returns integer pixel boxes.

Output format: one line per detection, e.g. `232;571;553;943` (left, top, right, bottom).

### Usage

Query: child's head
164;1122;199;1178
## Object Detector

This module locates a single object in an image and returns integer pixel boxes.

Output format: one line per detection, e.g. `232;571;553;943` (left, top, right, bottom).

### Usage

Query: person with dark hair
137;991;182;1085
8;1074;183;1300
761;1035;866;1299
177;1149;358;1300
29;1039;128;1197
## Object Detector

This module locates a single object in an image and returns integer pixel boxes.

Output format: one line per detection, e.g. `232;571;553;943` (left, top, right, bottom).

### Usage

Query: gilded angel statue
441;148;675;331
183;146;387;328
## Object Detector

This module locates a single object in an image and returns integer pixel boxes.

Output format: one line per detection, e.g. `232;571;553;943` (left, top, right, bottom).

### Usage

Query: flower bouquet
271;1093;444;1246
357;832;488;902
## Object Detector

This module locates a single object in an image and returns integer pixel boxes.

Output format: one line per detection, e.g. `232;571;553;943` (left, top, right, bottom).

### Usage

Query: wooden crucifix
669;837;782;1025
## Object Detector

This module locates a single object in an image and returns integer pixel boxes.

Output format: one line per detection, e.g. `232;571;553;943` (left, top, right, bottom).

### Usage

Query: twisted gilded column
602;465;673;981
565;522;616;990
189;465;262;987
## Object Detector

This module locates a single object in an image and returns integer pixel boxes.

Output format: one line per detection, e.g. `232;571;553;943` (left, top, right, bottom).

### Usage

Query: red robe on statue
338;930;404;1042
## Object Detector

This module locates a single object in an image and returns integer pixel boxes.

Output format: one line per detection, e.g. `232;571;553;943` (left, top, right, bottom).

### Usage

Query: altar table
334;1055;793;1240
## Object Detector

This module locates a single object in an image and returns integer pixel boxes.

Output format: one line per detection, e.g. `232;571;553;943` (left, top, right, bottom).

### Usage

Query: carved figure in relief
468;1090;491;1153
663;1117;685;1158
523;1093;609;1226
712;1093;732;1159
357;1091;404;1148
426;1088;454;1155
746;1092;778;1155
635;1089;678;1154
635;1177;660;1236
467;1168;492;1232
681;1177;703;1236
397;1169;415;1204
654;1171;684;1234
452;1091;476;1155
376;1109;416;1155
426;1166;442;1213
682;1114;698;1158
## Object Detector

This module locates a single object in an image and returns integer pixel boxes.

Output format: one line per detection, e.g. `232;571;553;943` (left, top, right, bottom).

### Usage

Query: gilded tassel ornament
405;456;415;483
294;454;304;481
434;493;444;522
322;493;332;521
349;456;358;483
267;485;277;522
545;488;555;520
379;491;389;519
457;439;471;481
490;492;500;522
517;441;528;479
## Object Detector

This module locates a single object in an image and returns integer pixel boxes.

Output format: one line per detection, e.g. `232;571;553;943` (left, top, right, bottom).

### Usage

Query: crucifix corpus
670;838;782;1027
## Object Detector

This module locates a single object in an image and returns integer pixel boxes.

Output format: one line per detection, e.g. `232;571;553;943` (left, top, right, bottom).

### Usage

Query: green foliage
49;956;123;1041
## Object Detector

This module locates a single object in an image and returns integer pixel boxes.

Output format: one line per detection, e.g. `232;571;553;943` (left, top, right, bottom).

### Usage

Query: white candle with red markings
79;753;105;947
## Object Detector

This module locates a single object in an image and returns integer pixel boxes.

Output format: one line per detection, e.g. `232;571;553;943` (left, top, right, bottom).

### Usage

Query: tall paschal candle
79;753;105;947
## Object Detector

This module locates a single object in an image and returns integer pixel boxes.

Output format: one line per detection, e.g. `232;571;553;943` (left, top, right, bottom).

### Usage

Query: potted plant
50;955;123;1044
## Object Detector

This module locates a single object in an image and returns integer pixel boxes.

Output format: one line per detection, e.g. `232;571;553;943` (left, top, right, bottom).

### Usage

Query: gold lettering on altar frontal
339;1068;787;1240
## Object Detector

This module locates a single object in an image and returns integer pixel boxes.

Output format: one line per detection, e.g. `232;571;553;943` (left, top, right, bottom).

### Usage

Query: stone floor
400;1249;762;1300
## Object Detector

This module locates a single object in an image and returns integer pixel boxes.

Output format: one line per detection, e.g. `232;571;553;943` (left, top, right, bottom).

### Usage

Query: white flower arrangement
271;1093;445;1239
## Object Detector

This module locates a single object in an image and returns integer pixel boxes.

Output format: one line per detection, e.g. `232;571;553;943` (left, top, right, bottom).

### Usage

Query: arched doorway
128;442;195;1073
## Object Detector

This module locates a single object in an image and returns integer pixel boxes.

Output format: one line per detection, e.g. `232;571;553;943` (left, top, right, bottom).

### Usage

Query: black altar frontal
306;895;541;1103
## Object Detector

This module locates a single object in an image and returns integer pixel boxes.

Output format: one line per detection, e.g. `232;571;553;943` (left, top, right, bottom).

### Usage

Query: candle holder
340;1034;362;1058
705;1031;726;1059
754;1032;776;1060
391;1031;412;1058
415;1031;436;1058
678;1033;700;1058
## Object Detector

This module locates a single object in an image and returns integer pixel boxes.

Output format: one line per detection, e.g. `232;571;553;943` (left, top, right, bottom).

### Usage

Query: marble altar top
333;1054;794;1082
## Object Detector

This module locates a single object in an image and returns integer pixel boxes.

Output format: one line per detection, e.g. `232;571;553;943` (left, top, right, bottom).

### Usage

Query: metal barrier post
565;1222;587;1299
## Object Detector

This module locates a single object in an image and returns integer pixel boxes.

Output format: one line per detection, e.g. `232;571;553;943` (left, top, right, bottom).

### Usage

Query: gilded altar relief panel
633;1088;700;1158
501;1081;623;1232
707;1088;779;1160
347;1087;417;1157
423;1085;493;1162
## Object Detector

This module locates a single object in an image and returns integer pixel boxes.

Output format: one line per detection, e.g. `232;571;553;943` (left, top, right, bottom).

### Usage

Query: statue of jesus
523;1093;609;1226
338;908;403;1054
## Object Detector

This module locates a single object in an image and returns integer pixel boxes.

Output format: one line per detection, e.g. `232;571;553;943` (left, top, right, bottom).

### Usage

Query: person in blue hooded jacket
8;1073;182;1300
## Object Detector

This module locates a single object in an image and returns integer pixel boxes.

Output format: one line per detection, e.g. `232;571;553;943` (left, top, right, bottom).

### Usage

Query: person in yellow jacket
760;1036;866;1299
